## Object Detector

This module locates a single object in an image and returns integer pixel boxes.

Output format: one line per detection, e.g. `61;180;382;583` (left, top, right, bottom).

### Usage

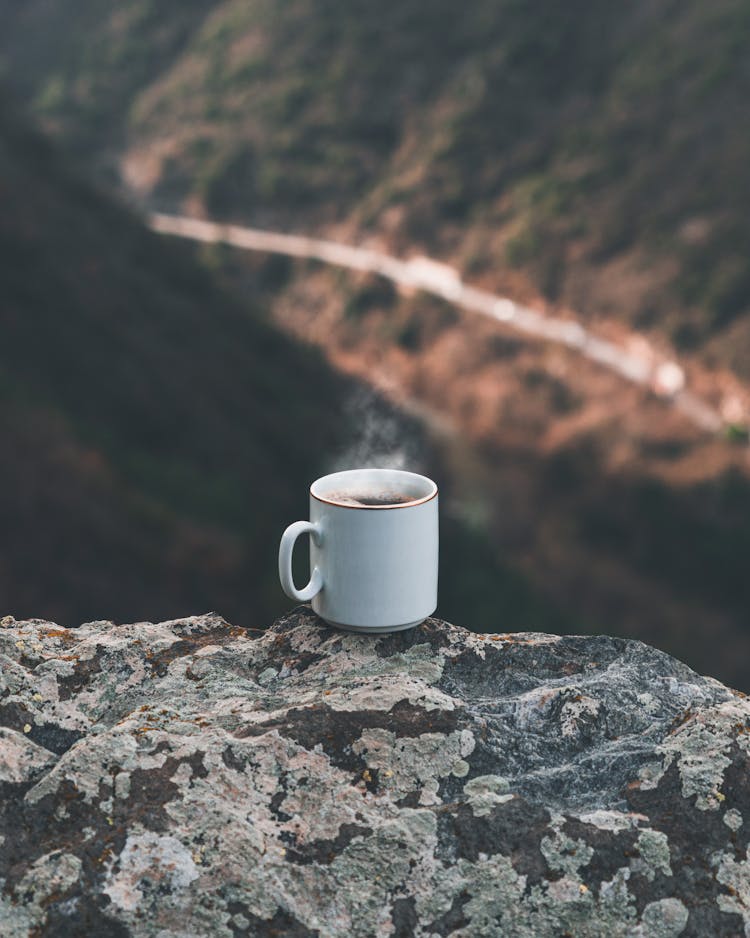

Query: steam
329;387;424;473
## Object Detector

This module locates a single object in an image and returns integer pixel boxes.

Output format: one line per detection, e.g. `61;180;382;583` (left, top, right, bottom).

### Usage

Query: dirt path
149;211;726;435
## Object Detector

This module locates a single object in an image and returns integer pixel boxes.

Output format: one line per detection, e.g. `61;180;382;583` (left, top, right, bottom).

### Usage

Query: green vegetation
725;424;750;446
2;0;749;356
343;278;397;321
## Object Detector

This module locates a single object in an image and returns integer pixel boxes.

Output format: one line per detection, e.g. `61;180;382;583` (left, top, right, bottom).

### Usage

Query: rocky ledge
1;608;749;937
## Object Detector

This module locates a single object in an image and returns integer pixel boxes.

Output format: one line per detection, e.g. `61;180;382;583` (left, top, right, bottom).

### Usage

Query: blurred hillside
0;95;350;625
2;0;749;370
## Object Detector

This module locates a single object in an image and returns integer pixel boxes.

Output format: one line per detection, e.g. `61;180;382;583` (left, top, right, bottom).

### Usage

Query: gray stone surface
1;606;749;937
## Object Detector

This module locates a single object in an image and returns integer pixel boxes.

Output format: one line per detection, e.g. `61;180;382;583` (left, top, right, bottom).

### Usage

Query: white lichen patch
299;638;452;713
256;666;278;686
541;817;595;878
0;728;56;783
329;673;456;714
0;654;37;695
631;829;672;881
0;852;84;938
546;875;588;903
113;770;131;801
463;774;514;817
451;759;470;777
577;809;645;832
275;810;439;937
648;700;750;809
103;832;199;912
724;808;743;831
0;893;36;938
560;694;601;738
636;692;662;716
25;723;175;806
717;847;750;932
633;898;689;938
370;642;447;686
267;760;365;842
637;760;664;790
513;684;603;741
353;727;475;804
444;852;639;938
17;851;82;907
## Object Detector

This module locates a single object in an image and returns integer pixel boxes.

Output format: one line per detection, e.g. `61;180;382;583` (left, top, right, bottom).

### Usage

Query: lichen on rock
1;606;749;936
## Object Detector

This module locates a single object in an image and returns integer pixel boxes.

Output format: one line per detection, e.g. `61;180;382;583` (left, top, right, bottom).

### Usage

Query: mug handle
278;521;323;602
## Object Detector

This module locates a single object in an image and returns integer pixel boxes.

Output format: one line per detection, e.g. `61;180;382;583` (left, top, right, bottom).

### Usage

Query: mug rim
310;468;438;510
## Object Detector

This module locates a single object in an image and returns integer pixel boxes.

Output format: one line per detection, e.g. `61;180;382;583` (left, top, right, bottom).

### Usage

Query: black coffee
328;490;415;507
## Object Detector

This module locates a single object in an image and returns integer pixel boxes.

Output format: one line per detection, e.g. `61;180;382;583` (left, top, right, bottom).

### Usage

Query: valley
149;210;747;438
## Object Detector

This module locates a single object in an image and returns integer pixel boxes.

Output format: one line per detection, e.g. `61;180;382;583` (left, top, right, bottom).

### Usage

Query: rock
1;606;749;937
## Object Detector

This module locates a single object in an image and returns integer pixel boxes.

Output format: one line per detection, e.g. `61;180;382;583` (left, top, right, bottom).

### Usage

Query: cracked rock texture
1;607;750;937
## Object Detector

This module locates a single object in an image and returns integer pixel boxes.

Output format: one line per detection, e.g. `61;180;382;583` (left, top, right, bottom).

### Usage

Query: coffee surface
326;490;415;507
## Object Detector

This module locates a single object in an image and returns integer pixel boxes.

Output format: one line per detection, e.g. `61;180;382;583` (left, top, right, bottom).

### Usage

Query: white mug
278;468;438;632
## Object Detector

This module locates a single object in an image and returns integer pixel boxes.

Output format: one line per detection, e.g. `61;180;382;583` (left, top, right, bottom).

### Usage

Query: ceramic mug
278;468;438;633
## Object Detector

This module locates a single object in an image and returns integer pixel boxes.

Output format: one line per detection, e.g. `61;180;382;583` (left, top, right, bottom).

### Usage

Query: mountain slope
2;0;749;368
0;97;350;625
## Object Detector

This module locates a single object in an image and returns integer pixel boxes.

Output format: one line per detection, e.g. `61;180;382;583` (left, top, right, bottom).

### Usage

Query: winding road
149;211;726;435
